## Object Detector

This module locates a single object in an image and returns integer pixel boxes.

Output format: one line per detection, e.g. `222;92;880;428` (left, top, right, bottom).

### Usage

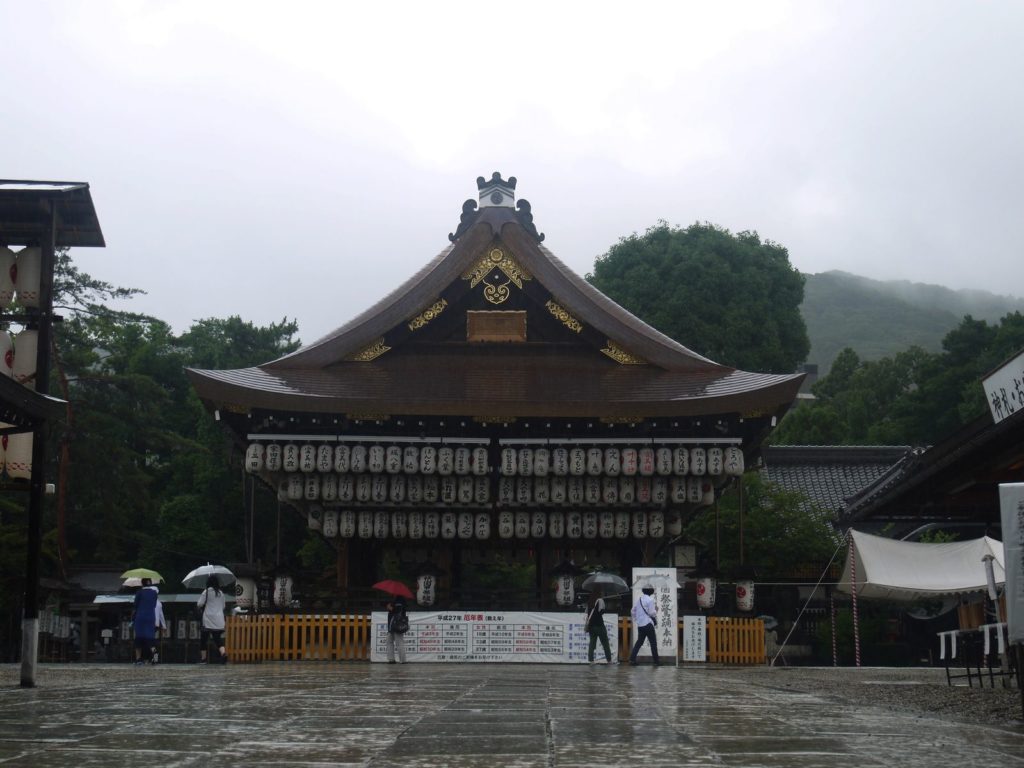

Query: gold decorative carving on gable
545;300;583;333
221;402;249;415
601;340;646;365
462;246;532;305
408;298;448;331
347;338;391;361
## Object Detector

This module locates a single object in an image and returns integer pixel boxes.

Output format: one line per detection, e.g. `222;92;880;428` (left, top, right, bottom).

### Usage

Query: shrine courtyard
1;663;1020;767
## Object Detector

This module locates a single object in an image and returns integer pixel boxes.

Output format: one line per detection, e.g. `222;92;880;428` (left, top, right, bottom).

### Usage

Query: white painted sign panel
999;483;1024;644
630;567;678;662
683;615;707;661
983;349;1024;424
371;611;617;663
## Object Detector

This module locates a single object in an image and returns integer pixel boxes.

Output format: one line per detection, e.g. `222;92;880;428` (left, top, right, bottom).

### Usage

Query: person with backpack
197;575;227;664
585;592;613;664
628;585;659;666
386;596;409;664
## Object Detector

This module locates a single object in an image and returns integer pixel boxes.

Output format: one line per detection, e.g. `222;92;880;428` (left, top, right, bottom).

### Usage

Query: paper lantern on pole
322;509;338;538
357;511;373;538
245;443;265;473
500;447;517;476
567;477;584;505
333;444;350;473
648;511;665;538
533;447;550;476
736;580;755;611
701;479;715;507
300;445;316;473
420;475;437;503
406;475;422;503
652;477;668;505
317;444;333;472
372;511;388;539
264;443;282;471
12;330;38;389
283;444;300;473
550;476;566;504
696;577;717;609
437;446;454;475
350;445;367;473
514;511;530;539
276;479;288;501
321;473;338;501
671;477;687;504
5;432;32;479
666;511;683;536
498;511;514;538
687;477;703;503
724;446;745;476
391;512;408;539
636;477;652;504
0;247;15;307
385;445;402;474
531;511;546;538
551;447;568;476
339;510;356;538
13;246;42;307
235;577;256;609
472;446;489;475
498;477;515;505
420;446;437;474
548;511;565;538
516;476;532;505
584;476;601;504
424;511;440;538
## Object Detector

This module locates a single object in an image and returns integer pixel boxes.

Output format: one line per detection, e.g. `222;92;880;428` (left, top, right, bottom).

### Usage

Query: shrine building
187;173;804;608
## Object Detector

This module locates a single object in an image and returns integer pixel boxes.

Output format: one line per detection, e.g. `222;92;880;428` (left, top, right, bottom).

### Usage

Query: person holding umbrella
386;595;409;664
629;585;659;666
585;591;613;664
132;577;160;665
197;574;227;664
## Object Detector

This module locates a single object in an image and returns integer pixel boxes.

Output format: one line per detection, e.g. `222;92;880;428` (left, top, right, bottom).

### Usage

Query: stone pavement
0;663;1021;767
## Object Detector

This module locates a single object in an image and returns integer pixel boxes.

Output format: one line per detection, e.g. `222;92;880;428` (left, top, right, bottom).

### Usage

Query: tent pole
849;534;861;667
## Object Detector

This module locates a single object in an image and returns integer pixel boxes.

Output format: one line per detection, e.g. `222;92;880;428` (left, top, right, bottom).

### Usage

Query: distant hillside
801;271;1024;374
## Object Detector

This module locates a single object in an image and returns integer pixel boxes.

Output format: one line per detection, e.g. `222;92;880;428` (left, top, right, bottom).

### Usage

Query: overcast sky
3;1;1021;345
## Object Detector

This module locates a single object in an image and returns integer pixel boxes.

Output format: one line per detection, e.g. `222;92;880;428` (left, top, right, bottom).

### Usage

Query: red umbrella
372;579;414;599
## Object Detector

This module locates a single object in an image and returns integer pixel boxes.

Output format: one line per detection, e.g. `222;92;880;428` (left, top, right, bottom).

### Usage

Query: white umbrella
581;572;629;594
182;563;236;589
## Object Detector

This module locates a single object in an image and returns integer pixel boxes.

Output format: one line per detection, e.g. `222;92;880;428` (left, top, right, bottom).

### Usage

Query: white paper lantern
339;510;356;537
12;330;37;389
652;477;668;505
357;511;373;538
334;445;350;473
5;432;32;479
350;445;368;473
690;447;707;475
437;447;454;475
687;477;703;503
533;447;550;476
601;477;618;504
671;477;688;504
614;511;631;539
235;577;256;608
389;474;406;503
474;512;490;539
517;448;534;476
531;511;546;538
420;446;437;474
417;573;436;606
402;446;419;474
355;474;372;502
603;447;621;476
736;580;755;611
458;476;474;504
498;477;515;505
586;448;603;476
622;447;638;476
317;444;333;472
534;477;550;504
287;474;303;500
406;475;423;503
632;511;648;538
391;512;408;538
300;445;317;473
373;511;389;539
555;575;574;607
500;447;517;476
673;447;689;475
584;476;601;504
582;511;598;539
568;477;584;505
408;511;424;539
0;247;15;307
322;510;338;537
638;447;655;476
566;511;583;539
656;447;673;476
569;447;586;476
472;446;489;475
637;477;653;503
707;447;724;476
372;474;388;502
321;474;337;501
649;511;665;538
445;446;465;475
667;511;683;536
422;476;439;503
282;444;300;474
725;446;745;476
441;512;457;539
552;447;569;476
245;443;264;473
474;476;490;504
440;476;457;503
514;511;530;539
516;476;532;505
265;443;282;471
697;577;717;609
368;445;385;473
498;511;515;538
424;511;440;538
13;247;42;307
619;477;635;504
548;511;565;538
599;511;615;538
550;476;567;504
385;446;402;474
338;474;354;502
304;475;320;500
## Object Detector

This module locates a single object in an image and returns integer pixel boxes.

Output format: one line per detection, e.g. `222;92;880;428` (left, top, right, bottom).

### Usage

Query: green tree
588;222;810;373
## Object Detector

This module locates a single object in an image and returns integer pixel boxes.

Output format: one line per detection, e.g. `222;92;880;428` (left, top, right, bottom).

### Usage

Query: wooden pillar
336;539;348;590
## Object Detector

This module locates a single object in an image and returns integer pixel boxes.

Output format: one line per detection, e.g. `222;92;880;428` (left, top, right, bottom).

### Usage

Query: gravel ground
735;665;1024;729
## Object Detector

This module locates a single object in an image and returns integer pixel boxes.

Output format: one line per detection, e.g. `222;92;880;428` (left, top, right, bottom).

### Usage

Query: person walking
197;575;227;664
386;596;408;664
151;591;167;664
132;577;159;665
585;592;613;664
628;585;659;666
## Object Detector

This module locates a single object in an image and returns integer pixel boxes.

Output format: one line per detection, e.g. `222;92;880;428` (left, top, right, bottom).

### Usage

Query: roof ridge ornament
449;173;544;242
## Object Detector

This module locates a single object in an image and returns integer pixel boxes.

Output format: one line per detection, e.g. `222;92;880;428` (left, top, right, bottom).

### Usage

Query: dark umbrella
372;579;414;599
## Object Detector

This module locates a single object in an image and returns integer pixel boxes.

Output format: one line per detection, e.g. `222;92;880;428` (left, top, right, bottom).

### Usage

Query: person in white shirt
629;586;659;666
197;575;227;664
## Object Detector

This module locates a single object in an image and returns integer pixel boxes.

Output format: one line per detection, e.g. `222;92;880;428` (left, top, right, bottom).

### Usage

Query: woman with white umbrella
197;575;228;664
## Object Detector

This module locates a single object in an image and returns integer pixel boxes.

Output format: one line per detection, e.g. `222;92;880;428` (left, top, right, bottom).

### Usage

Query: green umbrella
120;567;164;583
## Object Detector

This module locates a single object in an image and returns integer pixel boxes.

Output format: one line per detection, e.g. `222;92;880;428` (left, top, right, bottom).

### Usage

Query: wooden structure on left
0;181;105;686
188;173;804;609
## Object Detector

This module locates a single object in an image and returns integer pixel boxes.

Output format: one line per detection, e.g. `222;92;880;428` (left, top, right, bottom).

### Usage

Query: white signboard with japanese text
630;567;678;663
983;350;1024;424
999;483;1024;644
370;611;617;663
683;615;707;661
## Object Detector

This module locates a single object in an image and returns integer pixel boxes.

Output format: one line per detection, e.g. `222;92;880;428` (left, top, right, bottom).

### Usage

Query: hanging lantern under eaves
475;512;490;540
417;573;437;606
245;443;264;473
707;447;724;476
391;512;408;538
586;448;603;476
300;444;316;473
0;247;15;307
322;509;338;537
533;447;550;476
655;447;673;475
317;444;333;472
12;330;38;390
498;510;514;538
385;445;402;473
555;575;574;606
673;447;689;475
724;446;745;476
265;443;282;471
454;446;471;475
408;511;423;539
5;432;32;480
403;446;419;474
283;444;300;473
333;444;350;473
420;446;437;474
350;445;367;473
517;448;534;476
531;511;546;538
339;510;356;538
472;446;489;475
13;246;41;307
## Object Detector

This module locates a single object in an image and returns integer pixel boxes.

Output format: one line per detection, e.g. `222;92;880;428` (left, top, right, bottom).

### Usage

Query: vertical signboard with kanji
999;483;1024;644
630;567;678;664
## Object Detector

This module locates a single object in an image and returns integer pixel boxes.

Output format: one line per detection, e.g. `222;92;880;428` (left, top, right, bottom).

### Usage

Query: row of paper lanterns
308;508;679;539
0;329;39;480
276;472;715;506
248;443;744;478
0;246;42;309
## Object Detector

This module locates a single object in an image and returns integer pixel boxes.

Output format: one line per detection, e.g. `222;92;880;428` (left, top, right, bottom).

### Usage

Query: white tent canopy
837;529;1005;601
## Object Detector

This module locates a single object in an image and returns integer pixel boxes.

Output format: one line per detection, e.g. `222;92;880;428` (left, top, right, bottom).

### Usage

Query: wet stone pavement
0;663;1021;767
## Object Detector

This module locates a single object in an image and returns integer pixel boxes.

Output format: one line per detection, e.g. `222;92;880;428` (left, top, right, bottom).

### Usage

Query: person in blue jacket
132;578;159;665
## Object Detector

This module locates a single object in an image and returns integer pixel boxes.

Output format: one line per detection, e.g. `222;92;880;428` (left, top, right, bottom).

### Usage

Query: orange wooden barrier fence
707;617;765;664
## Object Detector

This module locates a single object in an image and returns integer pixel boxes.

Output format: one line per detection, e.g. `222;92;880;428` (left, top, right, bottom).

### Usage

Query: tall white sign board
983;350;1024;424
630;567;678;663
999;483;1024;644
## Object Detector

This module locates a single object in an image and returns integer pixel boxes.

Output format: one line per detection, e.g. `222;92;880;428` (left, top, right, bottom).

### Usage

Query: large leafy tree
588;222;810;373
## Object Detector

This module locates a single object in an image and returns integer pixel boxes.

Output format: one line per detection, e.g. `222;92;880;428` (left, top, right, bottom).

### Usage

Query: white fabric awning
837;529;1005;600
